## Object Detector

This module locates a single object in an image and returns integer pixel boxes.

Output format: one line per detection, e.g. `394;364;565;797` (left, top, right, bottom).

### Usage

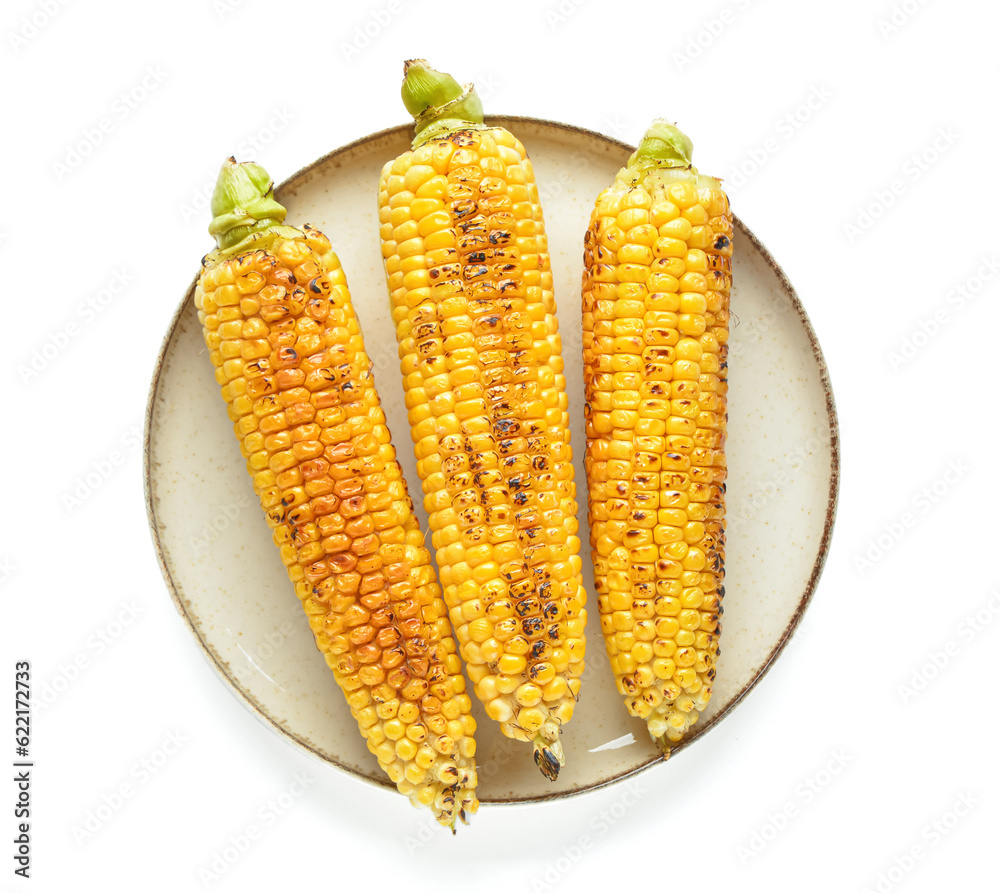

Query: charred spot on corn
533;742;563;782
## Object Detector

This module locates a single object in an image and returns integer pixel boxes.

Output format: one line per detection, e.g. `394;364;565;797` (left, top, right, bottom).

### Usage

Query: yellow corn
378;61;586;779
582;121;730;753
195;158;477;825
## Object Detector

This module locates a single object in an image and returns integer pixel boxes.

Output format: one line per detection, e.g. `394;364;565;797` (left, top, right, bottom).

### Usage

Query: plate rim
143;116;841;805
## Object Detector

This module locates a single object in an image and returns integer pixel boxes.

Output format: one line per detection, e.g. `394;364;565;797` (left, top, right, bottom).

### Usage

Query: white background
3;0;998;890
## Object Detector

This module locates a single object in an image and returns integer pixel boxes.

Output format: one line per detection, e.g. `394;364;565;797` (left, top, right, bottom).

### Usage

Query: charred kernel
521;616;545;636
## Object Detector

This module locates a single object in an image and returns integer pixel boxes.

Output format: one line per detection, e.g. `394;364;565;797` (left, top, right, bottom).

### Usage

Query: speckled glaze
144;118;839;804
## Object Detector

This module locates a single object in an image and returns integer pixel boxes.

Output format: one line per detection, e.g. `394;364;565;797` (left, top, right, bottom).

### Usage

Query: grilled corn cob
378;61;586;779
195;158;477;825
582;121;730;753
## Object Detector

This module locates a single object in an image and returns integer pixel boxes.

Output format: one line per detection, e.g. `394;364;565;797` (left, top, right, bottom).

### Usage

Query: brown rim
144;117;841;804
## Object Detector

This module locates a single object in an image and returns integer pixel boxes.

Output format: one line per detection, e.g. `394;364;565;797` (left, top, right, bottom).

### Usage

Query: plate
144;117;839;803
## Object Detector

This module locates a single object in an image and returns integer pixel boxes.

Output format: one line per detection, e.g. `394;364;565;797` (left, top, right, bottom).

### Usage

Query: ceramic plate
145;118;839;803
